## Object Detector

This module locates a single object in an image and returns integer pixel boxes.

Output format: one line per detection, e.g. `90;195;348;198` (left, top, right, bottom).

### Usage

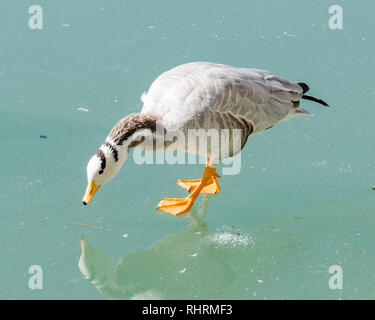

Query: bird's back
141;62;305;134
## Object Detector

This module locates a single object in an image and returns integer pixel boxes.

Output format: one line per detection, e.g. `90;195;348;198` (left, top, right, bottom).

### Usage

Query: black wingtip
302;95;329;107
298;82;310;94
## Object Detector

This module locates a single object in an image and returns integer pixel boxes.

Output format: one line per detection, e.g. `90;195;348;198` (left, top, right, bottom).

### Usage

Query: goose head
82;113;156;205
82;140;127;205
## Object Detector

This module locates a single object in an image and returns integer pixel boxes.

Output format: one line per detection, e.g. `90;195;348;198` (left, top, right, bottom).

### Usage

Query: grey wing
190;66;304;155
207;67;304;133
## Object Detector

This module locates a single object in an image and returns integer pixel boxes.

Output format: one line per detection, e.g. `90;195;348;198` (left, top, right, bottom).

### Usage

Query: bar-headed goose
82;62;328;215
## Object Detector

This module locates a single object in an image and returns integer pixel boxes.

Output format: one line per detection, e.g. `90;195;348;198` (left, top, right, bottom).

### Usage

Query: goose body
83;62;328;215
140;62;321;162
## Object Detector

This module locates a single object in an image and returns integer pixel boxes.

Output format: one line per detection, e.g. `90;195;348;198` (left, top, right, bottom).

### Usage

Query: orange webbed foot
157;157;220;216
156;197;195;216
177;175;220;194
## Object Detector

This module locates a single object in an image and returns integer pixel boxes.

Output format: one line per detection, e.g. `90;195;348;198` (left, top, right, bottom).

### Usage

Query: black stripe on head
95;149;106;170
103;141;119;162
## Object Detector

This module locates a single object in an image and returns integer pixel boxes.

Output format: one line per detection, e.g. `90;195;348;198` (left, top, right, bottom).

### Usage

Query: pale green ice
1;0;375;299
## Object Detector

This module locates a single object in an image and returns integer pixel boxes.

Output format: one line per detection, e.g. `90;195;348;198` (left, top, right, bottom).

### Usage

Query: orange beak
82;181;101;205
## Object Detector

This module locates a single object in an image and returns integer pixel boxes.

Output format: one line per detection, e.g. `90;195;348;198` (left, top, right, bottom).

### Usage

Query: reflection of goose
78;198;298;299
82;62;328;215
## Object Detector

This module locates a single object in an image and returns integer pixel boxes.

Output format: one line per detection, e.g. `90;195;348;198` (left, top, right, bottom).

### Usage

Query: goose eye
99;170;104;175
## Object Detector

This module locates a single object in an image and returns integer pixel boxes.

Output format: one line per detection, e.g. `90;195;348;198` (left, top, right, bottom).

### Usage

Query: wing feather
141;62;304;133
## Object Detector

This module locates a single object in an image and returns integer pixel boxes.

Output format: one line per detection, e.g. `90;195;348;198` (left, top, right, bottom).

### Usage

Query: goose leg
156;165;220;215
176;157;220;194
